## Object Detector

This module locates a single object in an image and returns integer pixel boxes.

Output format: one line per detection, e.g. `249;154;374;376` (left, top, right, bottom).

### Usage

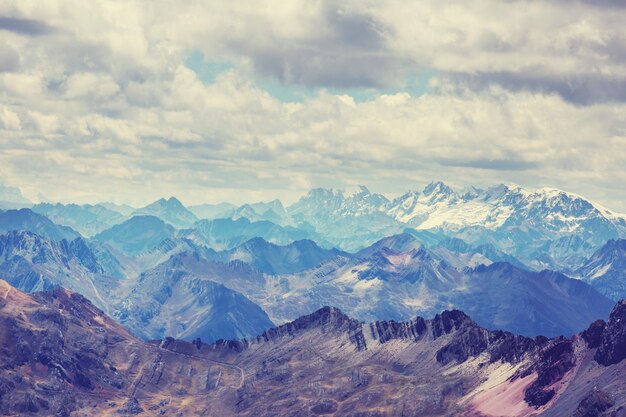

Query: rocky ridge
3;279;626;416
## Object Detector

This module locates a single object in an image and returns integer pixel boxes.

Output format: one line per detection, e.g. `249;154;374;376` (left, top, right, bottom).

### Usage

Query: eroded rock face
523;338;576;407
368;317;427;344
581;320;606;349
595;300;626;366
432;310;473;338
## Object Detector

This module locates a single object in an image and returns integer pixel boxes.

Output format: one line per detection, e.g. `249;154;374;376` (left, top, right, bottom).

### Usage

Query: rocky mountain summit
2;280;626;416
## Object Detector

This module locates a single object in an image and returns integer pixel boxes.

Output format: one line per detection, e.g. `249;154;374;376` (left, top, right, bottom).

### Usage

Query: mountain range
31;203;125;237
0;226;614;343
2;279;626;416
0;183;624;344
230;234;613;337
1;181;626;416
4;181;624;271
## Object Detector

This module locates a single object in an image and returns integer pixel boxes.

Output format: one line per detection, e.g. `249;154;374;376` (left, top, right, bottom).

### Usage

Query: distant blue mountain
0;208;80;241
99;202;136;216
32;202;125;236
94;215;175;255
231;199;292;225
182;217;332;250
287;186;403;252
117;254;274;343
220;237;349;275
187;202;236;219
132;197;198;229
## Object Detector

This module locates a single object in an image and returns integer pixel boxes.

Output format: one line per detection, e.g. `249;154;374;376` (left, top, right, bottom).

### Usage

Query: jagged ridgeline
2;281;626;416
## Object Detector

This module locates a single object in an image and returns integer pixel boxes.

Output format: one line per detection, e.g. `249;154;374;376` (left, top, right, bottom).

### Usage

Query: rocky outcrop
522;338;575;407
595;300;626;366
254;306;367;351
572;389;615;417
431;310;473;338
436;325;540;366
581;319;606;349
369;317;427;343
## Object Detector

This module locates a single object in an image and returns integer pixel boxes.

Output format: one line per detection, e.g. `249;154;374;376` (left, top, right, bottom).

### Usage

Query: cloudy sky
1;1;625;209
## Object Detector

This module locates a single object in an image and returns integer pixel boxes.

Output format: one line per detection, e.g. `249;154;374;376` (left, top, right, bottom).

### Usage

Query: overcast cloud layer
0;0;625;209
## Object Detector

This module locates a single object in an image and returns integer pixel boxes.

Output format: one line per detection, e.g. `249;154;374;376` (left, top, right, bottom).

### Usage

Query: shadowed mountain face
0;231;116;312
220;237;349;275
0;209;80;241
116;254;274;342
2;280;626;417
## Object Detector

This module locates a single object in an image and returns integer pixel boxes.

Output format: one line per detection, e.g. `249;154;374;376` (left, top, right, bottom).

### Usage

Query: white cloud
0;0;624;210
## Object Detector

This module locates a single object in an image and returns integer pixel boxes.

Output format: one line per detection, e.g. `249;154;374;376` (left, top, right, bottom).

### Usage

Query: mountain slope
132;197;198;228
577;238;626;301
0;280;246;416
3;279;626;416
0;230;114;311
0;208;80;241
461;263;612;336
116;255;274;343
0;230;271;343
93;215;176;256
221;237;349;275
130;233;610;338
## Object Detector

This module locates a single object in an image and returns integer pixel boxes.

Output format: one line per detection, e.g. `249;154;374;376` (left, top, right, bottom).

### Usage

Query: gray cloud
448;71;626;105
438;157;540;171
0;44;19;72
0;16;54;36
574;0;626;8
219;0;408;89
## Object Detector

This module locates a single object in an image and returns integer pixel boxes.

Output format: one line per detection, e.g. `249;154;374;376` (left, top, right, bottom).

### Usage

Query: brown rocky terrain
1;278;626;416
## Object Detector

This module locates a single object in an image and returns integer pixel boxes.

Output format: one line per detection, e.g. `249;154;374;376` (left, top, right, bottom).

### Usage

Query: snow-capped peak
422;181;456;197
